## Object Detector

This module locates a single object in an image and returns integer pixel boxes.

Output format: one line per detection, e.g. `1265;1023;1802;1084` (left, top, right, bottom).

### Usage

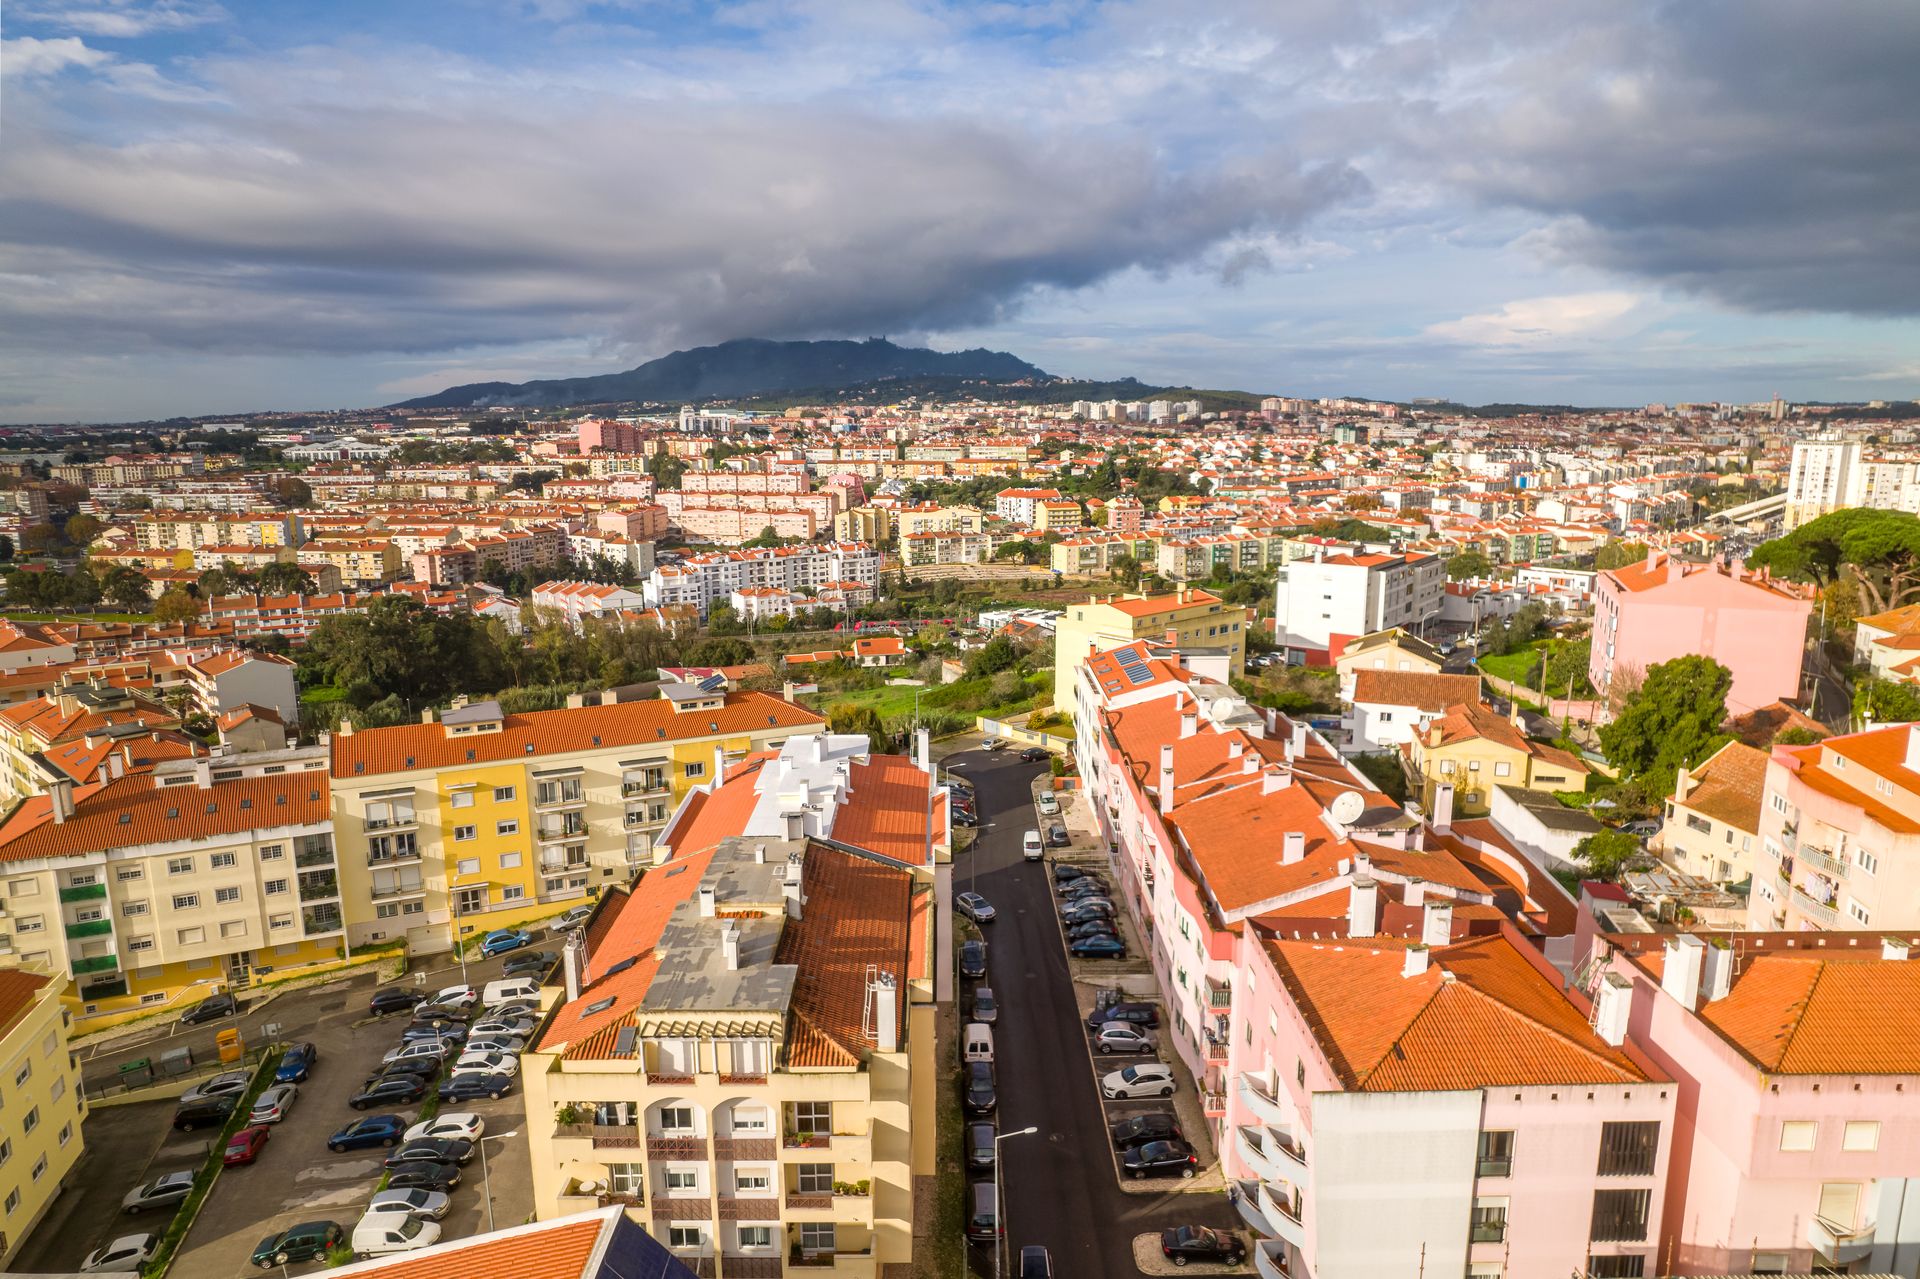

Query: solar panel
604;956;638;977
613;1026;637;1057
584;997;615;1016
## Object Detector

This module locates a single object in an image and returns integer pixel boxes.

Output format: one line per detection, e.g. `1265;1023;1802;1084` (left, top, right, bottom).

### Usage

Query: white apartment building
644;544;879;618
1784;436;1875;529
1272;549;1445;658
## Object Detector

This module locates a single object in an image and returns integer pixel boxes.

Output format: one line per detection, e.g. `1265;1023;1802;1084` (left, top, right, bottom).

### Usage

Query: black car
438;1071;514;1102
952;809;979;828
1019;746;1049;762
1110;1112;1182;1151
369;1060;440;1085
384;1161;462;1192
180;992;239;1026
1161;1226;1244;1267
369;988;426;1017
503;950;557;978
959;940;987;980
401;1020;470;1045
1018;1245;1054;1279
1066;921;1118;944
1060;903;1115;924
963;1061;996;1114
1059;877;1106;897
349;1076;428;1110
384;1137;474;1167
1052;865;1094;882
965;1121;997;1170
1086;1001;1159;1031
1122;1139;1199;1179
173;1095;237;1131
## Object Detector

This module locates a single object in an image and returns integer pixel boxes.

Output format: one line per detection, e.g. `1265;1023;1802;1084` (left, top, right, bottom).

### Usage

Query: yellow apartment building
300;538;401;586
130;512;303;552
831;506;891;545
1401;700;1590;816
328;688;824;955
1032;499;1085;534
1052;588;1249;709
893;504;985;540
0;968;86;1267
0;749;343;1029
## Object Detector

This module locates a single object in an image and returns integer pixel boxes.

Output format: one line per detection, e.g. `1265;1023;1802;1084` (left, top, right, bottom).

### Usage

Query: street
948;747;1238;1277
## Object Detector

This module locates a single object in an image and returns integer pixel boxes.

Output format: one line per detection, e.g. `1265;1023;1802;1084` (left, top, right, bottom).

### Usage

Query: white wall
1310;1089;1481;1278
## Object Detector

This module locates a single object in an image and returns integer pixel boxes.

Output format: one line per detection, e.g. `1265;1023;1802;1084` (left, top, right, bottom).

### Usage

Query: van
351;1213;442;1258
961;1022;995;1064
481;977;539;1009
1022;830;1043;861
965;1180;999;1244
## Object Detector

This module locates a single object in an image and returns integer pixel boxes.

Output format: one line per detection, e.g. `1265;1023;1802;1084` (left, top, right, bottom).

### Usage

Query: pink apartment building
1589;551;1813;717
1589;929;1920;1274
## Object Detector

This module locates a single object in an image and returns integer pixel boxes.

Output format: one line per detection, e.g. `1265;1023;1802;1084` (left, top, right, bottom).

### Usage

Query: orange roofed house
321;1204;697;1279
522;731;943;1275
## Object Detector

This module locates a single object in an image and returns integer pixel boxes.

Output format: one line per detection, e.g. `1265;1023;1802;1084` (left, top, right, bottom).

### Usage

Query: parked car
329;1114;406;1152
952;808;979;827
1020;746;1049;762
1022;830;1043;860
275;1041;319;1082
1110;1112;1182;1151
1036;792;1060;816
1046;823;1069;847
451;1050;518;1078
180;1069;252;1105
1071;935;1127;959
1123;1139;1199;1179
362;1188;452;1222
404;1113;484;1144
468;1015;536;1039
172;1095;237;1132
965;1121;997;1170
1101;1062;1175;1099
479;928;532;957
438;1071;514;1102
463;1034;527;1056
384;1137;474;1167
1620;818;1662;838
965;1181;999;1245
1060;903;1116;925
385;1161;462;1192
249;1221;343;1270
1161;1226;1245;1267
971;987;998;1025
1059;877;1106;897
350;1076;429;1109
1086;1001;1159;1030
179;992;238;1026
956;892;996;924
480;977;539;1008
1093;1023;1155;1055
1066;922;1119;945
401;1020;470;1045
383;1040;454;1068
502;950;557;978
121;1170;195;1214
423;985;478;1014
369;988;426;1017
352;1211;442;1258
370;1058;441;1084
224;1124;272;1166
958;940;988;980
486;1000;540;1020
81;1233;158;1273
554;903;594;931
250;1083;300;1124
1018;1245;1055;1279
1052;864;1093;882
963;1060;997;1114
984;738;1007;751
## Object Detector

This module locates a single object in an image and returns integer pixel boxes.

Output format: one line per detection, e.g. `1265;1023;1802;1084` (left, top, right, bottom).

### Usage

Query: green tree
100;566;153;612
1445;549;1492;581
742;526;785;549
1855;677;1920;725
20;525;59;555
153;588;202;626
690;635;756;667
1573;828;1650;882
826;702;888;751
1597;655;1733;795
59;569;102;610
271;475;313;507
1772;726;1825;746
1593;542;1648;571
706;605;745;636
966;635;1018;679
254;562;317;596
63;513;105;547
1108;553;1142;589
1749;509;1920;614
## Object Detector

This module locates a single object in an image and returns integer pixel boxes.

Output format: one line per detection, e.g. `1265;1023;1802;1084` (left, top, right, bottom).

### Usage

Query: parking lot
18;939;548;1274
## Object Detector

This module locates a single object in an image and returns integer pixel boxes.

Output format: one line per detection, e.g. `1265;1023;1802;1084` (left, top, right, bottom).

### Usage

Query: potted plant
556;1103;581;1125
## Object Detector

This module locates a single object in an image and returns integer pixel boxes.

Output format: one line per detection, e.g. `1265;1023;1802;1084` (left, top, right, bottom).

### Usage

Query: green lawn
799;669;1052;732
1477;642;1551;688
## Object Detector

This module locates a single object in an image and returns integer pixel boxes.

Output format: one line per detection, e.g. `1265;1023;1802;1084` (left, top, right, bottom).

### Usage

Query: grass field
1477;642;1551;688
799;669;1052;731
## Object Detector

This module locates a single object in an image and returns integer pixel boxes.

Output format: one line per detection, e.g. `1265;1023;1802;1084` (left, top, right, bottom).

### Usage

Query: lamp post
994;1125;1039;1279
478;1128;519;1235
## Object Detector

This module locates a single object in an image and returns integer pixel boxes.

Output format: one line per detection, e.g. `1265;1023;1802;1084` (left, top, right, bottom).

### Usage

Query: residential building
1340;668;1482;754
832;505;891;544
0;968;86;1268
1853;603;1920;682
728;587;800;623
1784;436;1862;529
532;581;652;629
645;545;879;619
993;487;1063;525
328;690;824;953
891;503;985;540
898;530;991;568
1032;498;1084;533
1402;701;1590;817
326;1205;697;1278
1331;626;1445;678
1589;551;1813;717
1051;588;1248;710
1653;741;1767;886
0;685;181;804
1272;550;1445;662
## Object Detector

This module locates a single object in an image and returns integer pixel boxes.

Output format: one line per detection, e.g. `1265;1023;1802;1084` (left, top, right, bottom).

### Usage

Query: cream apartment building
0;968;86;1267
1654;741;1767;886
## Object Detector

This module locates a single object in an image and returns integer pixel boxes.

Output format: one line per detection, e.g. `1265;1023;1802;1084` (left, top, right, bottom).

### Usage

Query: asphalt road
948;748;1238;1278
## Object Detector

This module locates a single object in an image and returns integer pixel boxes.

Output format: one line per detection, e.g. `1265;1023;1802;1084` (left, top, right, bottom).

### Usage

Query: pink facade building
1589;551;1813;717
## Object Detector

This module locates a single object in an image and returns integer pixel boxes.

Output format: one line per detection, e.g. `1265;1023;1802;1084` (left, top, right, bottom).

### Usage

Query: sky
1;0;1917;422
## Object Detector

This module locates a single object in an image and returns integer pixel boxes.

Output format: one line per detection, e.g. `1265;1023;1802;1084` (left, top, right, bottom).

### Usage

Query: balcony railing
537;820;587;842
535;787;586;810
554;1121;642;1148
715;1137;778;1161
302;905;343;936
1807;1214;1876;1265
65;919;113;940
1201;1089;1227;1115
784;1193;833;1212
71;954;120;975
294;846;335;869
1237;1074;1288;1128
1469;1221;1507;1243
364;814;416;832
1476;1158;1513;1178
369;881;426;901
622;779;671;798
1206;977;1233;1010
297;874;340;903
717;1195;781;1220
1798;845;1849;880
647;1134;708;1159
649;1197;711;1221
58;883;107;903
1790;885;1839;924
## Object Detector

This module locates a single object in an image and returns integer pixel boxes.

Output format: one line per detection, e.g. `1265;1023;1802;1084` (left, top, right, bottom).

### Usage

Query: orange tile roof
1776;733;1920;835
0;772;329;863
330;1212;608;1279
1675;740;1768;833
1349;669;1483;713
831;754;938;866
0;968;51;1039
1098;589;1222;618
1269;933;1655;1092
332;691;821;778
776;844;913;1068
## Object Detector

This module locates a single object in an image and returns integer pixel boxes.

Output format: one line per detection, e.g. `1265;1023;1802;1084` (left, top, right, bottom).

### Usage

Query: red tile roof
0;968;52;1040
0;772;328;863
1349;669;1483;712
330;1212;607;1279
776;844;913;1068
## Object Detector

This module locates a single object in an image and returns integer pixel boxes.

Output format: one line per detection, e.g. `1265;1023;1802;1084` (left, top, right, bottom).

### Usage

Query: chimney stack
916;727;930;776
698;885;716;917
721;923;740;971
1905;726;1920;773
1262;765;1293;795
1593;973;1632;1046
1404;877;1426;907
194;757;213;790
1228;739;1243;760
1701;938;1735;1003
1661;935;1705;1012
1348;874;1378;938
784;851;805;920
1883;937;1913;961
1431;782;1455;834
1291;721;1308;758
1402;945;1430;978
1421;900;1453;947
49;777;75;824
1180;709;1198;739
562;931;588;1005
872;972;899;1052
1675;766;1695;801
1282;831;1305;864
1159;744;1176;816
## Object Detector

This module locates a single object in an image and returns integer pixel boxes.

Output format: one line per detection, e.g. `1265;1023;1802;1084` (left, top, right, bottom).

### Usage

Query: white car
469;1016;536;1039
555;903;594;931
451;1050;519;1078
463;1035;527;1056
1101;1062;1176;1099
404;1113;484;1144
250;1083;300;1124
383;1040;454;1068
1023;830;1043;861
82;1234;158;1273
1092;1024;1155;1055
179;1069;252;1106
352;1211;442;1257
1037;793;1060;817
425;985;478;1014
363;1188;452;1222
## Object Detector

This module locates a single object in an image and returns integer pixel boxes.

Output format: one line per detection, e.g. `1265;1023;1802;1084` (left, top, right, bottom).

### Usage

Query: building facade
0;968;86;1268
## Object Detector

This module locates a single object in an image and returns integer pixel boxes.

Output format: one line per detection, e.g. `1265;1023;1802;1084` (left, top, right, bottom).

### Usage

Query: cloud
1;35;113;76
15;1;227;38
1425;292;1648;348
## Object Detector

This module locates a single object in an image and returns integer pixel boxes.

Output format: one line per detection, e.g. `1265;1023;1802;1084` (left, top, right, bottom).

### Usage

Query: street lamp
478;1128;519;1235
994;1125;1039;1279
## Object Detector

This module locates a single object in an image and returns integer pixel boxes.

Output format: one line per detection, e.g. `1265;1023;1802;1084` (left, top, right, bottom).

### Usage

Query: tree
826;702;888;751
689;636;755;667
20;525;58;554
742;526;785;549
153;588;203;626
1593;542;1648;571
1749;509;1920;615
1855;677;1920;725
1817;577;1860;654
1345;493;1382;512
270;476;313;507
254;562;317;596
966;635;1019;679
1773;726;1825;746
100;566;153;611
1597;655;1733;795
706;605;745;636
1108;553;1142;589
1573;829;1651;882
63;514;104;547
1445;549;1492;581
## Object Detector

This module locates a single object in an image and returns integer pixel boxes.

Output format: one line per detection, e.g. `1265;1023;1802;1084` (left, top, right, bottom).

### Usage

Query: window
167;857;193;875
456;858;480;877
269;914;294;930
30;1153;46;1181
493;786;516;802
1779;1120;1817;1152
3;1188;15;1215
1590;1189;1651;1242
1847;900;1871;925
1597;1121;1660;1176
453;887;486;914
1467;1265;1503;1279
1749;1253;1789;1276
172;893;200;910
178;926;206;945
798;1223;834;1253
653;1037;697;1077
664;1168;699;1191
121;900;148;917
1818;1181;1862;1229
376;903;399;919
7;878;37;897
685;762;705;778
128;934;154;952
22;1104;38;1133
739;1226;773;1249
0;1138;9;1165
1468;760;1481;772
1470;1197;1508;1243
402;901;423;915
1477;1130;1514;1177
450;791;475;809
1843;1121;1880;1152
1494;761;1511;778
607;1163;644;1194
499;852;522;869
496;821;519;836
265;879;288;895
793;1101;832;1134
13;1060;30;1086
667;1226;703;1249
796;1163;834;1193
221;920;248;938
209;852;237;869
1440;760;1457;775
1857;848;1879;875
116;867;143;882
1585;1258;1646;1278
215;887;241;904
57;1121;71;1147
658;1106;695;1134
14;914;42;933
733;1106;770;1134
501;886;524;902
260;844;284;859
455;826;477;842
735;1169;771;1193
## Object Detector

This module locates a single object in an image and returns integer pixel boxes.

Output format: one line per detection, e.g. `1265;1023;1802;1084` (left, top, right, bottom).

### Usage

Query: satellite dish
1330;791;1366;825
1209;700;1234;722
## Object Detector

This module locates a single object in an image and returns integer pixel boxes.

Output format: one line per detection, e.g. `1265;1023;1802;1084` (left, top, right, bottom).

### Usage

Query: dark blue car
479;929;531;957
349;1076;427;1110
1069;935;1127;959
276;1041;319;1083
438;1071;514;1103
328;1115;406;1152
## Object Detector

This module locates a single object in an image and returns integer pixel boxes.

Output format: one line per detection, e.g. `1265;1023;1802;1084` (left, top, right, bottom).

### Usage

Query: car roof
107;1234;153;1250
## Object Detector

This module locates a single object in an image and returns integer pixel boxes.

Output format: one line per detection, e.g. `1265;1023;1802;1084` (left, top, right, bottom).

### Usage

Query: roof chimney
1644;546;1658;572
1282;830;1305;864
721;923;740;970
561;930;588;1005
1290;720;1308;759
1883;937;1913;961
1159;744;1175;816
1402;945;1430;978
1348;874;1378;939
1404;877;1426;907
1593;973;1632;1046
194;757;213;789
1905;726;1920;773
1262;765;1292;794
1180;709;1198;739
1701;938;1735;1003
1431;781;1454;834
871;971;898;1053
49;777;75;824
1661;935;1705;1012
1241;754;1258;776
1421;900;1453;947
916;727;930;777
1228;739;1243;760
784;851;805;920
1426;722;1443;749
698;885;716;917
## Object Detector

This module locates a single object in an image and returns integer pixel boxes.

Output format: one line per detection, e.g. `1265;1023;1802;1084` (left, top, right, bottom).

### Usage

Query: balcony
535;785;586;811
369;879;426;901
302;904;343;936
1253;1240;1292;1279
647;1134;708;1160
536;818;588;843
719;1256;782;1279
71;953;120;975
714;1137;777;1161
297;873;340;903
650;1197;710;1221
1206;977;1233;1010
1254;1181;1306;1248
294;843;335;869
1202;1089;1227;1116
554;1121;642;1149
363;813;417;832
1790;884;1839;925
367;834;421;865
1236;1125;1305;1183
64;919;113;940
1798;845;1849;880
717;1195;781;1220
1469;1220;1507;1244
784;1193;834;1213
1477;1157;1513;1178
1237;1074;1288;1128
1204;1029;1230;1065
622;778;671;799
1808;1215;1876;1265
58;882;107;904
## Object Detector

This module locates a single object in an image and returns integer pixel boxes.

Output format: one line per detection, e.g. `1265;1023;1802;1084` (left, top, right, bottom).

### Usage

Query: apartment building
898;530;990;568
1227;927;1672;1279
328;690;824;954
1051;588;1248;710
128;511;302;552
1751;722;1920;932
1588;930;1920;1274
1653;741;1766;886
1048;533;1157;577
1341;669;1483;754
1272;549;1445;661
1589;551;1813;717
1331;627;1444;678
644;545;879;619
0;969;86;1268
891;503;984;540
1402;701;1590;818
1784;436;1862;529
531;581;652;629
0;684;181;804
832;505;891;545
0;752;342;1026
993;487;1063;524
1032;499;1084;533
300;538;401;587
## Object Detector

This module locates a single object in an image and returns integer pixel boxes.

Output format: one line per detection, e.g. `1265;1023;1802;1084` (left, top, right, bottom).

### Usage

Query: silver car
121;1170;195;1214
179;1069;251;1106
250;1083;300;1124
363;1188;452;1221
82;1234;157;1273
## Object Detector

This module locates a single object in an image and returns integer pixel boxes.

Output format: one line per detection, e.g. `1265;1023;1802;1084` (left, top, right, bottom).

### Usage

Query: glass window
1779;1120;1817;1152
664;1168;699;1191
607;1163;644;1193
796;1164;833;1193
1590;1189;1651;1242
172;893;199;910
500;852;522;868
733;1106;770;1134
496;821;519;836
799;1223;834;1252
739;1226;772;1249
215;887;241;904
1843;1121;1880;1152
493;786;516;802
658;1106;694;1134
454;826;477;841
1470;1197;1508;1243
1477;1130;1514;1177
450;792;475;809
1818;1181;1861;1229
168;857;193;875
793;1101;831;1135
735;1169;770;1193
667;1226;703;1249
1585;1258;1646;1279
1597;1121;1660;1176
210;852;237;869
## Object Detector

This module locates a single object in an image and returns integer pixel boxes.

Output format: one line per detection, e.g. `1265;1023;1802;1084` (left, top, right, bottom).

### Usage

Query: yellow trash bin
215;1027;244;1064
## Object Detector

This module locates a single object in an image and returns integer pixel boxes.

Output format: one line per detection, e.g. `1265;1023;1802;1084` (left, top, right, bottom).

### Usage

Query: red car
224;1124;271;1166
